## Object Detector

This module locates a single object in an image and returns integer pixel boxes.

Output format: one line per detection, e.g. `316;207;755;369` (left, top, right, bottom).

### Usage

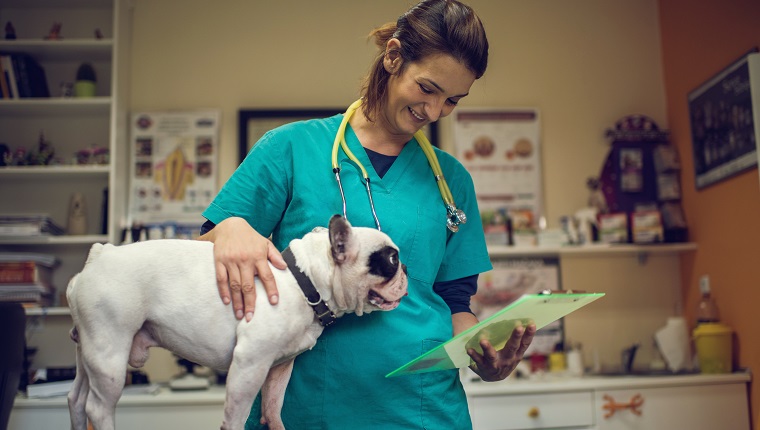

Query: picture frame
688;48;759;190
238;107;439;164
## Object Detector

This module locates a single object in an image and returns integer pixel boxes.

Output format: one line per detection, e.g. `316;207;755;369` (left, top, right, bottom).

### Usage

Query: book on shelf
0;53;50;99
0;214;65;237
0;261;55;284
26;366;77;398
0;286;54;306
0;55;19;99
0;252;58;267
11;53;50;98
0;54;9;99
26;379;74;398
0;252;58;305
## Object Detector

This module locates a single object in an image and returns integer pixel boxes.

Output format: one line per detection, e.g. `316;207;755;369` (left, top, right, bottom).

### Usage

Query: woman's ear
383;38;403;74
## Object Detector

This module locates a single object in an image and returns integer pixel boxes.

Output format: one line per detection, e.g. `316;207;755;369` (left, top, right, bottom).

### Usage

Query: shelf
487;242;697;258
0;39;113;61
0;98;112;116
24;306;70;316
1;0;112;8
0;234;108;245
0;165;109;179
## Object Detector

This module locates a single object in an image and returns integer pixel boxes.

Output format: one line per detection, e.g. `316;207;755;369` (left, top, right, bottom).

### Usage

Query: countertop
13;371;751;407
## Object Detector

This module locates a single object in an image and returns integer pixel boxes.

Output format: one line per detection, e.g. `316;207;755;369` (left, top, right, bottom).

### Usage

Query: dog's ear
329;215;353;264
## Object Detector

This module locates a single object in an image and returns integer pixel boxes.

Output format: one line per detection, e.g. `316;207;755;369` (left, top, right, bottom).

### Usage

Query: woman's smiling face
381;52;476;138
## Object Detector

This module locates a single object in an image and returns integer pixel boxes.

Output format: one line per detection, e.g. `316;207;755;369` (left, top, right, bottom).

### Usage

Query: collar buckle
282;247;338;327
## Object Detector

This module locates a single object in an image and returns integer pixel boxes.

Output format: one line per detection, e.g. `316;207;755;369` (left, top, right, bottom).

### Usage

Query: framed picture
688;48;759;190
238;107;440;163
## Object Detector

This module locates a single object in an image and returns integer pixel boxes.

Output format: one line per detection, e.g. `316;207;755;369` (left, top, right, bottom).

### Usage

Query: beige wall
129;0;673;380
130;0;667;226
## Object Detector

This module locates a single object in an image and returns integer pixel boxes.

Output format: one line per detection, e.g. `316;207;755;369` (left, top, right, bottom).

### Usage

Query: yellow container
692;323;733;374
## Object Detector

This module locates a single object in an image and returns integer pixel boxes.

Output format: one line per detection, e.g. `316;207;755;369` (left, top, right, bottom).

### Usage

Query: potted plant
74;63;96;97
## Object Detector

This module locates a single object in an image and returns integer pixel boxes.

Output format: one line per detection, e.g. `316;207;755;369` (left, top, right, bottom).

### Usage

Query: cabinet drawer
470;391;594;430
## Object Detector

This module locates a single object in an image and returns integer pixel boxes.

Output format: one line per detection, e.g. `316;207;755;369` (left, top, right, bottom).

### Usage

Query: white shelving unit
0;0;132;298
488;242;697;263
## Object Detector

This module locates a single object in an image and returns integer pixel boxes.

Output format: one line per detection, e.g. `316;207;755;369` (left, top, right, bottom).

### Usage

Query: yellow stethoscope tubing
331;99;463;232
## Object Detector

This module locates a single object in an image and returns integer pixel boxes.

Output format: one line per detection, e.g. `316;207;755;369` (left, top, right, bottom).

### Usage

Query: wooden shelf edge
24;306;70;316
0;235;109;245
487;242;698;258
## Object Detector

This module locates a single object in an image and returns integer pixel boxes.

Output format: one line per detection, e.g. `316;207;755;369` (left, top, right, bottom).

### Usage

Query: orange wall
658;0;760;427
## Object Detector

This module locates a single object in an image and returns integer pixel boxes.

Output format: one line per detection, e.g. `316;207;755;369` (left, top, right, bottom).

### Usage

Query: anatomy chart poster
129;110;220;224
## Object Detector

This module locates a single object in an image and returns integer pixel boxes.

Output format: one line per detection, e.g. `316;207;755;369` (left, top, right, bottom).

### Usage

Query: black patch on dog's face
368;246;399;280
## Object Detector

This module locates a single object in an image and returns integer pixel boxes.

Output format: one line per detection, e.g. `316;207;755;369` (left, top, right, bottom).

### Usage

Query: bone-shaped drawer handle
602;393;644;418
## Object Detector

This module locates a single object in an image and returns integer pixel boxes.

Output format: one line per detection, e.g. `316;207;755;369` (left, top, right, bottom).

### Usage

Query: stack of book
0;214;65;237
0;53;50;99
0;253;58;305
26;366;77;398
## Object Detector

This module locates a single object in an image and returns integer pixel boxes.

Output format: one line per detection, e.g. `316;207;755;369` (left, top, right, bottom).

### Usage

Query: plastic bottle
696;275;720;324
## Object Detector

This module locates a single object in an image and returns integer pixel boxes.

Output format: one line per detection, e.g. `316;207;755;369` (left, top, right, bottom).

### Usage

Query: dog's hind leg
260;358;295;430
67;340;90;430
221;349;276;430
79;330;132;430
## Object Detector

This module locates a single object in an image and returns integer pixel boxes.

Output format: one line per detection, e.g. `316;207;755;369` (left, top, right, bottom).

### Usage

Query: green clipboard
386;292;605;377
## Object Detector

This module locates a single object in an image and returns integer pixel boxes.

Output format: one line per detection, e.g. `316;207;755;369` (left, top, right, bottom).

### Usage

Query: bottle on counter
696;275;720;324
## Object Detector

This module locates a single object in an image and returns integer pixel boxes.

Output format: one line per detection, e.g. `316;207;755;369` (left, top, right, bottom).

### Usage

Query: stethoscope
331;99;467;233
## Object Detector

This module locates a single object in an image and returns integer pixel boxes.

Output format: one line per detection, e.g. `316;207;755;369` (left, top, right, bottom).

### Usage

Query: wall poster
473;257;562;357
129;110;221;230
688;49;759;190
452;108;542;245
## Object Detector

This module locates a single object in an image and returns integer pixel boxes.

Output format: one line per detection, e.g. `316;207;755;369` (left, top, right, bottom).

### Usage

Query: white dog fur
66;215;407;430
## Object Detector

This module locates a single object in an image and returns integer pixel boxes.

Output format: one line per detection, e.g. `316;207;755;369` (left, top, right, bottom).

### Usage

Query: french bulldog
66;215;408;430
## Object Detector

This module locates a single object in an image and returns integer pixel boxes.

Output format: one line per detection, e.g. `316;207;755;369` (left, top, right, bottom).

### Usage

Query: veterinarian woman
199;1;536;428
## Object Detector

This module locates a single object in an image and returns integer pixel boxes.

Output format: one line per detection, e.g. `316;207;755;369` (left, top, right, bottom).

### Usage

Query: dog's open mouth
368;289;401;310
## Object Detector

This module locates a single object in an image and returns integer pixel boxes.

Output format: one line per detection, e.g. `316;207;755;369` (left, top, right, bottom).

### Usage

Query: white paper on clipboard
385;293;604;377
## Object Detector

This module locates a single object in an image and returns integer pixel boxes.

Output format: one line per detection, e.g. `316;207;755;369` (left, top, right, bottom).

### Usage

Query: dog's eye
369;246;400;279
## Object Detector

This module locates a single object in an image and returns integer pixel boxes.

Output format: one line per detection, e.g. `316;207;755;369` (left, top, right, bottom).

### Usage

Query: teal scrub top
203;114;492;429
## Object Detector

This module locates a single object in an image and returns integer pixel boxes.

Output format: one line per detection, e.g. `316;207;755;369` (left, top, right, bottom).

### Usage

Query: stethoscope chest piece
446;205;467;233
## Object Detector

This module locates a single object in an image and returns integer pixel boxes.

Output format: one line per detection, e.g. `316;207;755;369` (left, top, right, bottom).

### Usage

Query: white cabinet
465;373;751;430
595;382;749;430
10;385;226;430
0;0;132;302
470;390;594;430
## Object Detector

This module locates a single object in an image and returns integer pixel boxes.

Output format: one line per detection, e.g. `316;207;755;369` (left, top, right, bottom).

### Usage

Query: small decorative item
0;143;9;166
60;82;74;98
585;177;608;214
94;28;103;39
75;148;91;165
67;192;88;235
35;130;55;165
44;22;63;40
74;63;96;97
74;145;108;165
93;146;109;164
5;21;16;40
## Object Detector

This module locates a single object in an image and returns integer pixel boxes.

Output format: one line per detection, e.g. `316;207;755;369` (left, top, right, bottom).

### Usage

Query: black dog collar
281;247;337;327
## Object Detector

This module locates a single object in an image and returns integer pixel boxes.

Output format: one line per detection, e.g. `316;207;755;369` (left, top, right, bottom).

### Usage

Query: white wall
122;0;673;381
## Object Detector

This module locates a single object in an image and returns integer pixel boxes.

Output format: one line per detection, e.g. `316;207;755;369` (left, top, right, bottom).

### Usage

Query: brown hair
361;0;488;121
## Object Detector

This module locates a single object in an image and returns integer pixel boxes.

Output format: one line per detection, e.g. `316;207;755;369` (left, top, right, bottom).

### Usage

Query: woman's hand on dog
199;217;286;321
